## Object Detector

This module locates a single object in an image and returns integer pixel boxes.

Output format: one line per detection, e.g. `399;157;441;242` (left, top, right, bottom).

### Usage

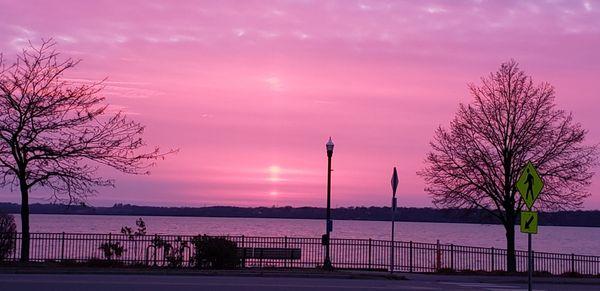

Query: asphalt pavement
0;273;598;291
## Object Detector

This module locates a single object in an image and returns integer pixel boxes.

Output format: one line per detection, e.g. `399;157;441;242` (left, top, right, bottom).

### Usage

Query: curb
405;273;600;286
0;266;408;281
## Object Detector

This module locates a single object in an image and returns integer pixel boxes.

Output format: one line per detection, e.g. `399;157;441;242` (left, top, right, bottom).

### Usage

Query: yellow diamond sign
516;162;544;209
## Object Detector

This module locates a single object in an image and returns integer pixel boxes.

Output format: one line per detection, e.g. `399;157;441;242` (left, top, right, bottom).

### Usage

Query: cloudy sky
0;0;599;208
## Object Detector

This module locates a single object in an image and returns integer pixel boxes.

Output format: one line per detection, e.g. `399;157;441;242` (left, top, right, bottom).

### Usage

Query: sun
268;165;281;174
268;165;281;182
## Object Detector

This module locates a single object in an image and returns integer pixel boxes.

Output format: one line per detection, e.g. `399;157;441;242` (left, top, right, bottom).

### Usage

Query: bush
99;242;125;260
191;235;239;269
0;213;17;261
148;235;189;268
120;217;147;239
164;236;188;268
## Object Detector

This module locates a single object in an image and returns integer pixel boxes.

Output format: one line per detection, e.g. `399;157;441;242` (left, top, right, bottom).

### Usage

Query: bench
237;247;301;267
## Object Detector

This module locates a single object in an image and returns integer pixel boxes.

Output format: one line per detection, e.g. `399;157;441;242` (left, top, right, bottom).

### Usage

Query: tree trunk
504;216;517;272
19;180;30;262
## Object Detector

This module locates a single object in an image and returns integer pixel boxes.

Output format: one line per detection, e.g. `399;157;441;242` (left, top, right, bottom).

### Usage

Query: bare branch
0;39;175;204
419;60;598;220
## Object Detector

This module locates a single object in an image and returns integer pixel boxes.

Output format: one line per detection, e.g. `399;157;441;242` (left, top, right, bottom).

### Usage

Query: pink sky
0;0;599;209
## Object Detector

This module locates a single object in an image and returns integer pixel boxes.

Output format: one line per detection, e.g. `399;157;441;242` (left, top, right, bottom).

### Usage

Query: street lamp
390;167;399;274
323;137;334;270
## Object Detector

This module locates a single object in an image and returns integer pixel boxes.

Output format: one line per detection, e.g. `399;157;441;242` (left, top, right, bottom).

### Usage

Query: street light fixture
323;137;334;270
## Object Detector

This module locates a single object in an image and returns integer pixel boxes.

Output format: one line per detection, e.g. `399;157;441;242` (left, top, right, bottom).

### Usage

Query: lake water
11;214;600;256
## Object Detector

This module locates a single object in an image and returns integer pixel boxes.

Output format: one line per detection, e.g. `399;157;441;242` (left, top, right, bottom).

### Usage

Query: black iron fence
3;232;599;275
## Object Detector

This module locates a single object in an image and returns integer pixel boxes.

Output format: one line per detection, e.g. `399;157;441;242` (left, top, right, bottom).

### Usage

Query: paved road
0;273;597;291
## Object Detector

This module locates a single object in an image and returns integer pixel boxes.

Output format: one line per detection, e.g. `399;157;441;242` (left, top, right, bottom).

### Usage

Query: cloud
1;1;599;208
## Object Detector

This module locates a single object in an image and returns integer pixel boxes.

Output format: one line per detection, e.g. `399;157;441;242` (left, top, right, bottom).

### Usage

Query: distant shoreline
1;202;599;227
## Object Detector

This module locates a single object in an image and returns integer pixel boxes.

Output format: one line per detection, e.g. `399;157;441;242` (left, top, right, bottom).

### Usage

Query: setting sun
268;165;282;182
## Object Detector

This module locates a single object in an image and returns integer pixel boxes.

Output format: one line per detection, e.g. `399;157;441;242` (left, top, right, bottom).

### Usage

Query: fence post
108;233;112;261
284;236;288;268
436;240;441;271
61;232;65;262
450;244;454;271
12;233;18;261
241;235;246;268
368;238;372;270
532;250;535;274
409;241;413;273
571;253;575;274
491;247;495;271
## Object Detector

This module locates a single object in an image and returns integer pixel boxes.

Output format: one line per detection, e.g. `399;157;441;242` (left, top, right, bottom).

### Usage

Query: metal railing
3;232;599;275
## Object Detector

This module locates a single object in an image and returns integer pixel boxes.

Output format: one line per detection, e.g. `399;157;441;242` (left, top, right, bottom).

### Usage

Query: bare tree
419;60;597;272
0;40;171;261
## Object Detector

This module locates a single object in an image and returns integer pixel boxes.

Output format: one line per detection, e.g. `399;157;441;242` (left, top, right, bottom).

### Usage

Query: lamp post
390;167;399;274
323;137;334;270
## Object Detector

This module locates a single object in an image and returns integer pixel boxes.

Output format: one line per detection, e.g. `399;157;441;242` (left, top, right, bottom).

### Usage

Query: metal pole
390;196;396;273
368;238;372;270
528;233;532;291
324;151;333;270
61;232;65;262
409;241;413;273
390;167;399;274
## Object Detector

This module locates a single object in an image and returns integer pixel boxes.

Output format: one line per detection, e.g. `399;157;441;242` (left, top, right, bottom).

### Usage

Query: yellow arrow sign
520;211;538;234
516;162;544;209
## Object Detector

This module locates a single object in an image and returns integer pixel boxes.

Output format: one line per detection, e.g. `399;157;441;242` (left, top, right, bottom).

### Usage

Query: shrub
147;235;188;268
191;235;239;269
0;213;17;261
99;242;125;260
120;218;147;264
120;217;147;239
164;236;188;268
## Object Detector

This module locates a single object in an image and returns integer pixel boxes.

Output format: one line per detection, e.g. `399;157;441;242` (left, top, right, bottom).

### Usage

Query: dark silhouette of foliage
0;39;172;261
164;236;189;268
121;217;147;239
419;60;598;272
150;234;169;249
192;235;239;269
147;234;189;267
98;241;125;261
0;212;16;261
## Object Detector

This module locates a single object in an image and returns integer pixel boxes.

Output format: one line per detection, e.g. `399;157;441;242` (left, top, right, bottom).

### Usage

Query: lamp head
326;137;334;156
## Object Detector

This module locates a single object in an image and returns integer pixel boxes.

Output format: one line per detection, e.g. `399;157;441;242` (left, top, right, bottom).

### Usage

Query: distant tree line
0;202;598;227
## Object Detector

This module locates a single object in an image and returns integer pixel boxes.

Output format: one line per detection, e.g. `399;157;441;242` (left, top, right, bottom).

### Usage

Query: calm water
12;214;600;256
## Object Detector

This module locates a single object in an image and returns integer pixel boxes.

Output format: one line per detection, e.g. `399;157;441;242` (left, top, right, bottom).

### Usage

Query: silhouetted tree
0;40;171;261
419;60;598;272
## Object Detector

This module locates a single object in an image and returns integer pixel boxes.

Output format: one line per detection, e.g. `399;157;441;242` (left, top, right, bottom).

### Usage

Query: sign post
516;162;544;291
390;167;399;274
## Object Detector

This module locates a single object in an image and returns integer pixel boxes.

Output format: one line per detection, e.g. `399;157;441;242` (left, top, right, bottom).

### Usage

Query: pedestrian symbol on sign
516;162;544;209
525;169;534;201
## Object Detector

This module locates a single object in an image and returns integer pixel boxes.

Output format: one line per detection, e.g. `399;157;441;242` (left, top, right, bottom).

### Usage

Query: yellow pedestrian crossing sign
520;211;538;234
516;162;544;209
